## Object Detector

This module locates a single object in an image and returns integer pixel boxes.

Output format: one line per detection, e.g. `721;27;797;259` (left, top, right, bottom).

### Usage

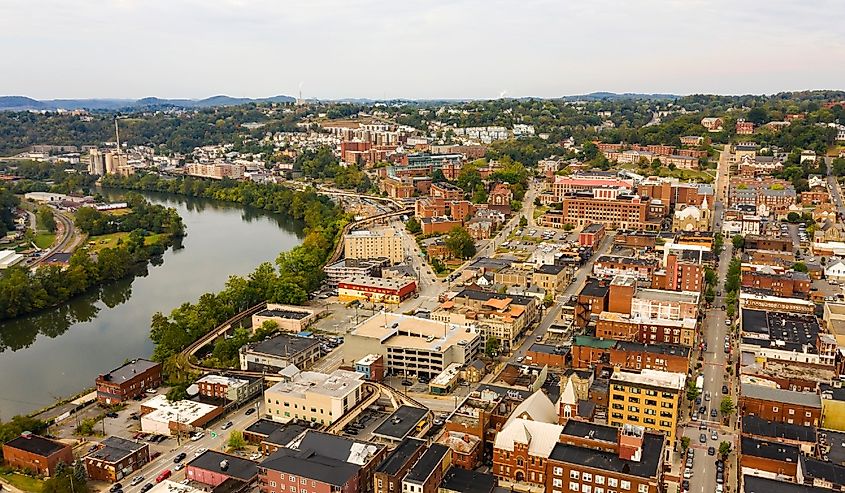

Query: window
772;406;779;413
595;476;605;485
570;482;580;492
582;486;592;493
301;479;307;485
608;478;618;488
553;479;563;488
620;480;631;490
595;489;604;493
289;476;296;482
788;409;795;415
570;471;580;480
554;467;564;476
582;473;592;483
638;485;649;493
270;482;277;487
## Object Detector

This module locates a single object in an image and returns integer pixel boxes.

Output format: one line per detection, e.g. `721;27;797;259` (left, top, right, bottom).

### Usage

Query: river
0;190;304;418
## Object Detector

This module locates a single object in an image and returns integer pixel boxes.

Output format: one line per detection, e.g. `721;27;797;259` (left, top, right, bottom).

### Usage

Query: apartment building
549;423;665;493
741;269;811;298
84;436;150;482
401;444;451;493
374;438;427;493
2;433;74;477
264;369;365;425
195;374;263;406
593;255;658;283
740;383;821;427
432;291;536;352
653;253;706;293
344;230;404;264
608;368;686;443
239;333;322;372
557;189;660;231
185;162;245;180
344;313;481;380
570;335;691;373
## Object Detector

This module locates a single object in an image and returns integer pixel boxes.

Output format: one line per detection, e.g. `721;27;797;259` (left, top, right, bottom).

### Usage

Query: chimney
618;425;643;462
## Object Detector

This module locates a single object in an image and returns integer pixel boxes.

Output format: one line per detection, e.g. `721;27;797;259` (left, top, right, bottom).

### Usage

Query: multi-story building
701;117;724;132
195;374;263;406
736;119;755;135
251;304;320;333
258;431;386;493
239;333;322;372
345;313;480;380
608;368;686;443
487;183;514;214
337;276;417;304
2;433;74;476
264;369;365;426
430;182;465;200
84;436;150;482
186;450;259;487
741;269;811;298
493;418;564;488
437;431;482;470
185;162;245;180
96;358;163;406
401;444;451;493
549;422;665;493
653;253;706;293
533;263;570;293
323;258;388;288
432;290;536;352
575;278;610;328
593;255;658;283
740;383;822;426
373;438;427;493
570;335;691;373
555;188;660;231
344;230;404;264
579;223;606;247
596;311;697;347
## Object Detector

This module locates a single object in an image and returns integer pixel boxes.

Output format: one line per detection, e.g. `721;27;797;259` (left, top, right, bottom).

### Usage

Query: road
680;143;737;493
31;208;82;265
119;402;262;493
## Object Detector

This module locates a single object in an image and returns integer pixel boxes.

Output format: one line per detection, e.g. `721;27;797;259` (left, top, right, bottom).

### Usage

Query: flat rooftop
351;313;479;351
187;450;258;481
244;419;285;438
196;374;252;388
610;368;686;391
440;468;496;493
339;276;415;291
741;308;820;352
87;436;146;463
741;415;816;443
741;436;799;462
741;383;821;408
141;395;220;424
256;308;310;320
404;444;449;484
99;358;160;383
635;288;699;304
550;432;663;479
244;333;319;357
374;437;426;476
372;405;428;441
561;420;618;444
266;369;363;400
580;278;610;298
5;434;67;457
743;475;830;493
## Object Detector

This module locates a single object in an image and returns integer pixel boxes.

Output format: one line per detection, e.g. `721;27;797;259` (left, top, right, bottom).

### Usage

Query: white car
683;468;693;479
190;432;204;442
195;448;208;457
249;453;262;461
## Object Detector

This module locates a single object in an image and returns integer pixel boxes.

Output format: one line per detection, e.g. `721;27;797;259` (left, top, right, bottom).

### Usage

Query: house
401;443;451;493
701;117;724;132
373;438;427;493
826;260;845;283
2;433;74;477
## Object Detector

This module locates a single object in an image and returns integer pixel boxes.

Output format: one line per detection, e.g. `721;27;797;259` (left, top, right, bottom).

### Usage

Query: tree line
100;173;347;382
0;197;184;320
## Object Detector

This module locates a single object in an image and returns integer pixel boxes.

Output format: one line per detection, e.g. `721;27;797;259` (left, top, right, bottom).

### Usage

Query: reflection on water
0;190;303;417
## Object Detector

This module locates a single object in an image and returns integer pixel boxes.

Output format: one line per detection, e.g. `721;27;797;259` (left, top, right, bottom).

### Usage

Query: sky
2;0;844;100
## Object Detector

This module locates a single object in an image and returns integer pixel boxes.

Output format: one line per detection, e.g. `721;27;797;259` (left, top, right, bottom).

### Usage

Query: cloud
1;0;842;99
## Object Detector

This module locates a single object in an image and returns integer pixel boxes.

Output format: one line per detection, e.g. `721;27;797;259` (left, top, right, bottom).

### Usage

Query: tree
519;216;528;228
786;211;801;223
43;461;90;493
793;262;808;273
37;205;57;233
680;436;691;453
713;233;724;256
704;267;717;286
731;235;745;250
719;396;736;416
718;441;732;459
405;216;421;235
227;430;246;451
705;285;715;304
562;223;574;231
445;227;476;259
485;335;500;358
685;378;701;402
166;383;189;402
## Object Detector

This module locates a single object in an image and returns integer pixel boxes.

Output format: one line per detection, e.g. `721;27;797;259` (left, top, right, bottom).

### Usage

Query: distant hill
0;94;296;111
563;92;679;101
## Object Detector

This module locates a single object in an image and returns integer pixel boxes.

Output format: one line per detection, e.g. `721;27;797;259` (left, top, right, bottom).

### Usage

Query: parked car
105;412;118;418
221;421;233;430
401;379;413;387
708;446;716;456
699;433;707;444
190;432;204;442
195;448;208;457
145;388;157;394
711;409;718;418
721;385;729;394
174;463;185;471
683;468;692;479
110;483;123;492
711;430;718;440
140;484;154;493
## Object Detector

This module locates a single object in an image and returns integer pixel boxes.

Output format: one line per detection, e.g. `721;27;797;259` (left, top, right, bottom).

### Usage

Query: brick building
84;436;150;482
2;433;73;477
608;368;685;443
401;443;451;493
96;358;162;405
740;383;822;426
186;450;258;487
741;270;811;298
570;336;691;373
579;223;606;248
557;189;658;231
739;436;799;480
373;438;426;493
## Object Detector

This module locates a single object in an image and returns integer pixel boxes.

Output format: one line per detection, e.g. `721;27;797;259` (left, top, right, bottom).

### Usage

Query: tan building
250;304;319;333
344;229;403;264
264;369;364;426
185;162;245;180
608;369;685;443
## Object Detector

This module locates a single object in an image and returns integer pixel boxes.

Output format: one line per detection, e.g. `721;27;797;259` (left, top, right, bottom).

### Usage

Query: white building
264;369;364;425
139;395;221;436
826;261;845;283
0;250;25;269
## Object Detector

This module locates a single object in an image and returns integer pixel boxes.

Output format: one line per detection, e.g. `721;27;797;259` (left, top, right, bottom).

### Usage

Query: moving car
131;476;145;486
110;483;123;492
711;409;718;418
190;432;204;441
221;421;233;430
708;446;716;456
174;463;184;471
141;484;154;493
156;470;172;483
195;448;208;457
699;433;707;444
245;408;256;415
173;452;187;463
712;430;718;441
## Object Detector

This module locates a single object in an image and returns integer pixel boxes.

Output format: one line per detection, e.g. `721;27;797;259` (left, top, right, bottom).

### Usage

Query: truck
695;375;704;393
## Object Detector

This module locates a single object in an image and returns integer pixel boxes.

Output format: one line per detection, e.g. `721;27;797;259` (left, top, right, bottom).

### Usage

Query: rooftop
196;374;252;388
187;450;258;481
264;423;309;448
561;420;618;444
440;468;496;493
256;308;311;320
98;358;160;383
339;276;415;291
550;431;663;479
579;278;610;298
741;383;821;408
740;436;799;463
740;308;820;352
374;437;426;476
373;405;428;441
4;434;67;457
800;455;845;485
741;415;816;443
265;369;363;400
743;475;830;493
140;395;221;425
404;444;450;484
351;313;479;352
244;333;320;358
610;368;686;391
86;436;146;463
244;419;285;438
634;288;699;304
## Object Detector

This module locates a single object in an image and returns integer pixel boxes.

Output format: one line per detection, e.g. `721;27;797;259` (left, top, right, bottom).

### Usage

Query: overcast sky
2;0;843;100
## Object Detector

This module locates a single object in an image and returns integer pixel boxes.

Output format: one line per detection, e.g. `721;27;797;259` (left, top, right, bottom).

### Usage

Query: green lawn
0;472;44;492
619;164;714;183
33;232;56;249
88;232;166;253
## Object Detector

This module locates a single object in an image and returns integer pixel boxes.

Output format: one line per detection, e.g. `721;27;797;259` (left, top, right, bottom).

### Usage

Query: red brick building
373;438;426;493
653;253;705;292
2;433;73;477
96;358;162;406
430;182;464;200
559;191;656;231
570;335;691;374
84;436;150;483
741;270;811;298
740;383;821;427
736;120;755;135
186;450;258;487
579;223;605;248
487;183;513;214
739;436;799;480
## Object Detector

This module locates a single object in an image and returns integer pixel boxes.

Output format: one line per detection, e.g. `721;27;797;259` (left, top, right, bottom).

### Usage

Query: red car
156;470;171;483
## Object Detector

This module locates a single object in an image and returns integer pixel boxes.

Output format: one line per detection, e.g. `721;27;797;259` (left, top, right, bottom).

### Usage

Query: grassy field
620;164;714;183
0;472;44;492
33;232;56;249
87;232;166;253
